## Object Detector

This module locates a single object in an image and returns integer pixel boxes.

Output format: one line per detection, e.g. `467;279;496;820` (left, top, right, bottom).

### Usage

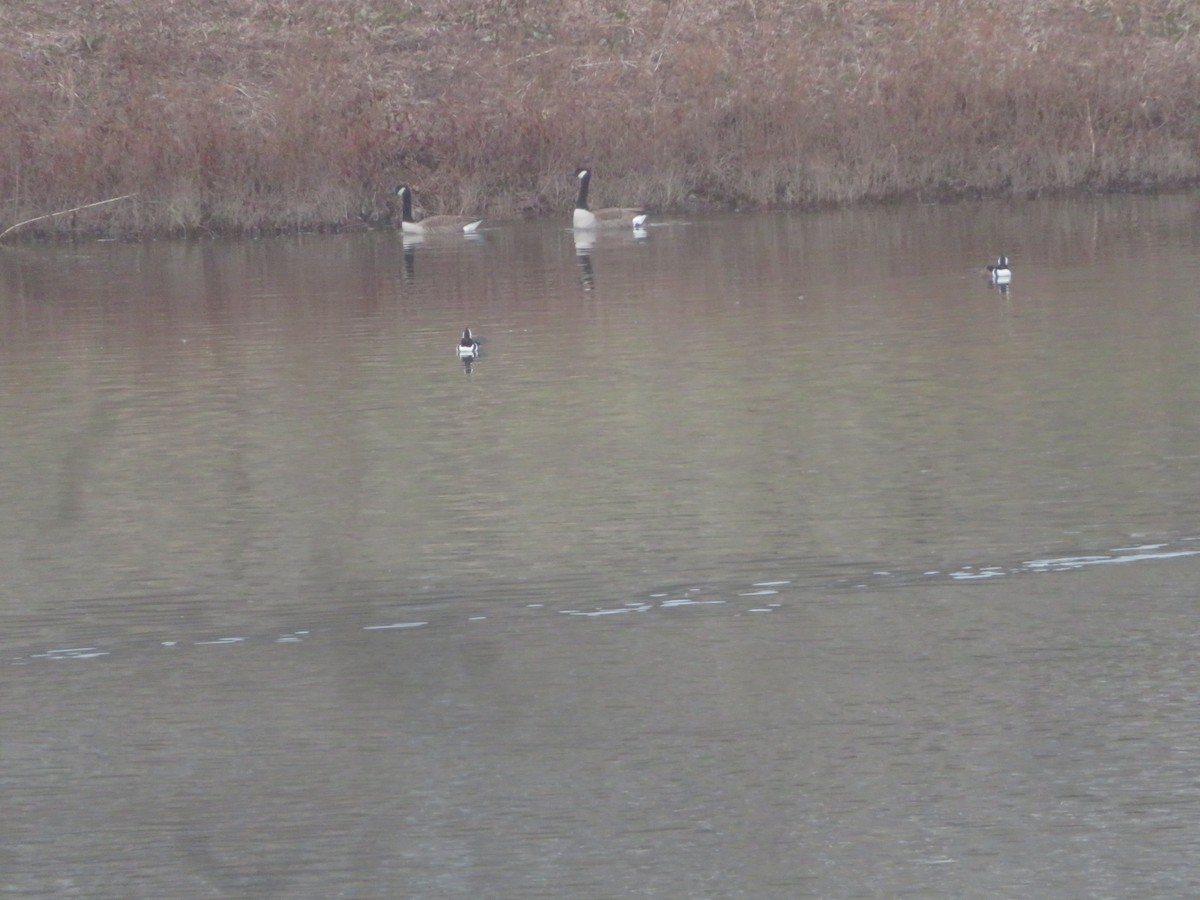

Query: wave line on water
950;544;1200;581
9;539;1200;666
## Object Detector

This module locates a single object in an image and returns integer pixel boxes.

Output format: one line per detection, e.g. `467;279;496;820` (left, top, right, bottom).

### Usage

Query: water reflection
400;233;419;278
573;229;595;290
5;193;1200;898
572;225;649;291
4;196;1200;601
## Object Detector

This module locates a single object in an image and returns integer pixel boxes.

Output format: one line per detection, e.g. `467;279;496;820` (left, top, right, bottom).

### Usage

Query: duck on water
987;255;1012;286
457;328;480;359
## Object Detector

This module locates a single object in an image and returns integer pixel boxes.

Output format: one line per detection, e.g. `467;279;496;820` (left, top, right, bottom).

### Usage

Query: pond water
3;193;1200;897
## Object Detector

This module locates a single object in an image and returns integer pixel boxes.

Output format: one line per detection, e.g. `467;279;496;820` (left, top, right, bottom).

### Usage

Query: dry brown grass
2;0;1198;237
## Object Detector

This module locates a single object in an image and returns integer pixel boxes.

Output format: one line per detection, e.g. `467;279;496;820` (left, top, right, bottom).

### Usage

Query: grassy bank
2;0;1199;238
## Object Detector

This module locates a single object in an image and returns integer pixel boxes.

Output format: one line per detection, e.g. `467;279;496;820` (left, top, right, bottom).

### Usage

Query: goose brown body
396;186;483;234
572;169;647;229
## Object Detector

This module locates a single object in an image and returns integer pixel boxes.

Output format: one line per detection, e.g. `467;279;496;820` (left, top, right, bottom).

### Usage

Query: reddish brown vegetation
2;0;1198;237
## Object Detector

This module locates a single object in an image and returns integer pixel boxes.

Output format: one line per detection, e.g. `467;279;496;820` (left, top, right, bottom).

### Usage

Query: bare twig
1084;99;1096;163
503;47;557;68
0;193;138;242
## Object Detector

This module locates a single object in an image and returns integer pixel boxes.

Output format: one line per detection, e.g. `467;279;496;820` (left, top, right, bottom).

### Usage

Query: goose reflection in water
574;230;596;291
400;236;419;279
400;227;485;281
573;226;649;292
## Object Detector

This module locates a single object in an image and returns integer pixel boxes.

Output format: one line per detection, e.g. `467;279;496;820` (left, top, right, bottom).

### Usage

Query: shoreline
4;181;1198;246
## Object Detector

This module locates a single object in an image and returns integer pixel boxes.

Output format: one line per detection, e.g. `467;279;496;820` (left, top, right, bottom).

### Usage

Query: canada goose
457;327;480;359
573;169;648;229
396;186;483;234
987;255;1012;285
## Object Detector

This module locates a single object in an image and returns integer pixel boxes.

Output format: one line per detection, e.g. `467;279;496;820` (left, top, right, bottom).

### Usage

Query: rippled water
4;193;1200;897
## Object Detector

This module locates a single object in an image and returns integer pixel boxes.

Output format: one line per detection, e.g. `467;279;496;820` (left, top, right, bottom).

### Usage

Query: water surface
3;193;1200;897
